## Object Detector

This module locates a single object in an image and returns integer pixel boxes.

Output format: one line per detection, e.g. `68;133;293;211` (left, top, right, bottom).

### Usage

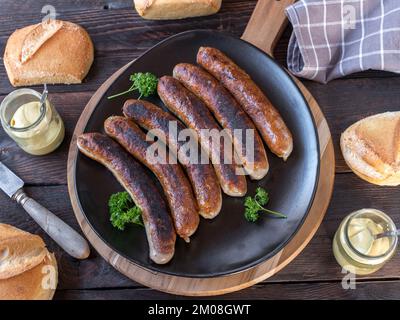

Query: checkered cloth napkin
285;0;400;83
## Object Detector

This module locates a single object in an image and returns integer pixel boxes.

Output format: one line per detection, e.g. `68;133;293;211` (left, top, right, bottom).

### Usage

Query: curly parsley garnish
244;187;287;222
108;72;158;100
108;191;143;230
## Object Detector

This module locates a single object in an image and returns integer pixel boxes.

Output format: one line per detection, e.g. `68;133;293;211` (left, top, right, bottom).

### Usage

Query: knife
0;161;90;259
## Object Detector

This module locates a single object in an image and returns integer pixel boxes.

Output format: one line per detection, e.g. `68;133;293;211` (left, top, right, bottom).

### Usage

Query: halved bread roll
0;252;58;300
0;224;47;280
340;112;400;186
0;224;58;300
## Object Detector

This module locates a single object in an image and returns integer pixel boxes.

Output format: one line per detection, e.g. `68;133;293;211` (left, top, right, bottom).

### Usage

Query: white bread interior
0;224;58;300
4;20;94;86
0;252;58;300
0;224;47;280
340;112;400;186
134;0;222;20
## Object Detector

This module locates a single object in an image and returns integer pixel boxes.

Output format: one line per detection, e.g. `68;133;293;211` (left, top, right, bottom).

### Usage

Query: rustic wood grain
54;280;400;300
64;0;334;296
0;0;395;96
3;75;400;184
1;0;400;299
0;0;258;95
1;174;399;292
242;0;295;55
305;77;400;172
0;92;91;185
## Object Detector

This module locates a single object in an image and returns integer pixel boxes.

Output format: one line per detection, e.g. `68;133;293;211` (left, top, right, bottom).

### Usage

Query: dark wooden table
1;0;400;300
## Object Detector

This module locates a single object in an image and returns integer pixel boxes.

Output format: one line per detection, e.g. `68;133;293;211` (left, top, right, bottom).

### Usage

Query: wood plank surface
3;75;400;184
0;0;258;95
0;0;395;96
54;280;400;300
1;174;399;293
1;0;400;299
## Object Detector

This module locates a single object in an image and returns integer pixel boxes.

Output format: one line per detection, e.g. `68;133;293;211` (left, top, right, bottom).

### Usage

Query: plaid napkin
285;0;400;83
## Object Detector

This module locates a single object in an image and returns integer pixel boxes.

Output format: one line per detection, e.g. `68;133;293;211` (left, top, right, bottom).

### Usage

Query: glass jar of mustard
0;88;65;155
333;208;398;275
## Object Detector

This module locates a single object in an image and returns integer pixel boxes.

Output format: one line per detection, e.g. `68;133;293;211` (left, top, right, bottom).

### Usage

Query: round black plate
74;30;320;277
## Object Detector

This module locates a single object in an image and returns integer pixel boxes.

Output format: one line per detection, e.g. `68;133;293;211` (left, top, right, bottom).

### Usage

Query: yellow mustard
333;209;397;275
1;89;65;156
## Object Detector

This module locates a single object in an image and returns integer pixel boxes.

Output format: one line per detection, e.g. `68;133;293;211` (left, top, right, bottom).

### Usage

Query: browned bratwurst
77;133;176;264
173;63;269;180
158;76;247;197
123;100;222;219
197;47;293;160
104;116;199;242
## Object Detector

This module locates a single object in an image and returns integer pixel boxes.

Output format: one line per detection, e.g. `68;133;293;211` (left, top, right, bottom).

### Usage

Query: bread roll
4;20;94;86
134;0;222;20
0;252;58;300
340;112;400;186
0;224;47;280
0;224;58;300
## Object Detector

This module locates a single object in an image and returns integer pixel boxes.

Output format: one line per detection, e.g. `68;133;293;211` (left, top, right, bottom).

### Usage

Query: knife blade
0;161;24;198
0;161;90;259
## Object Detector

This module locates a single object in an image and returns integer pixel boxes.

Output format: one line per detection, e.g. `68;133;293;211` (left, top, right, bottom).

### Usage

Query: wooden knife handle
13;189;90;260
242;0;296;56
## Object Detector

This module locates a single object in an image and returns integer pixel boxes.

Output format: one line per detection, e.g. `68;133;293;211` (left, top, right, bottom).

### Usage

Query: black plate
74;30;320;277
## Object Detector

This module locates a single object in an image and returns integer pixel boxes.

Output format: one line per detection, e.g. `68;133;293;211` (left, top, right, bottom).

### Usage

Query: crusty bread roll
0;224;58;300
0;252;58;300
0;224;47;280
340;112;400;186
134;0;222;20
4;20;94;87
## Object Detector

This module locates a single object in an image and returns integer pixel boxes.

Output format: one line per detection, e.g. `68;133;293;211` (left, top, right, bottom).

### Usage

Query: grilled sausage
173;63;269;180
123;100;222;219
77;133;176;264
157;76;247;197
104;116;199;242
197;47;293;160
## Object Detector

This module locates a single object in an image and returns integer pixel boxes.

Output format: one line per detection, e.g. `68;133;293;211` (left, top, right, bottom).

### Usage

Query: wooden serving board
67;0;335;296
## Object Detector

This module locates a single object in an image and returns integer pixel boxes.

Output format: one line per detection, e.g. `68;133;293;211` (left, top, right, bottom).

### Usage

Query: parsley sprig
244;187;287;222
108;191;144;230
108;72;158;100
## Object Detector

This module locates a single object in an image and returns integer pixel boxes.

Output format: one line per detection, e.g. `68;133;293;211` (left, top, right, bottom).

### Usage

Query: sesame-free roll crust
0;224;58;300
4;20;94;87
340;112;400;186
134;0;222;20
